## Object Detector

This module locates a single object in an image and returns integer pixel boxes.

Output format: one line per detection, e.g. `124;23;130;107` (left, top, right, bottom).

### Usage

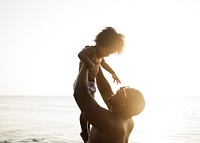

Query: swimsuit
73;79;96;97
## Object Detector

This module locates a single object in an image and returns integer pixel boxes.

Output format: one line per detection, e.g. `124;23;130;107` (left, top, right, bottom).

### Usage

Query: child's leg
80;113;89;143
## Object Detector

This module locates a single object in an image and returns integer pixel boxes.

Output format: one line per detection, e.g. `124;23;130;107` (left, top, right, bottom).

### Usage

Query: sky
0;0;200;97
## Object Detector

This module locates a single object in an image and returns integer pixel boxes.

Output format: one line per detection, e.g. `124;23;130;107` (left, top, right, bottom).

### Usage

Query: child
75;27;125;143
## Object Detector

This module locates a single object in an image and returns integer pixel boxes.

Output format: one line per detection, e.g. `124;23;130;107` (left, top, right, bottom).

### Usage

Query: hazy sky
0;0;200;96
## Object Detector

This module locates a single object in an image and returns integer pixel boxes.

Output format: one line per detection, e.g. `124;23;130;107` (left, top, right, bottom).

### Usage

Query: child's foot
80;132;88;143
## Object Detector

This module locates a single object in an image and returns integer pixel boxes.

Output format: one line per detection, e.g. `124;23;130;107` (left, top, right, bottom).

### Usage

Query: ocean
0;95;200;143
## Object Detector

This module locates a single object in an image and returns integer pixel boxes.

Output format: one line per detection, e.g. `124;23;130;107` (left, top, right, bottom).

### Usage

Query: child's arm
100;58;121;84
100;58;115;74
78;47;95;70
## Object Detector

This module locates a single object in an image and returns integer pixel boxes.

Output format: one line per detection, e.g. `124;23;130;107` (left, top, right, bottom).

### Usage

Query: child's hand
112;73;121;84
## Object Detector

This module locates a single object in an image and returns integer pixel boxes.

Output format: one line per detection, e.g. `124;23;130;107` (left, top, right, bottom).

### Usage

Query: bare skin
73;64;144;143
77;45;121;142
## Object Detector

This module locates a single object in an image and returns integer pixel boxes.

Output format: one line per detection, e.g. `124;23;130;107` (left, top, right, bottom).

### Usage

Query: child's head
94;27;124;57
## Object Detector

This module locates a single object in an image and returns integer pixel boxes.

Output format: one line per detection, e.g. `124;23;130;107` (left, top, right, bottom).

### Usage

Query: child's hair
94;27;125;54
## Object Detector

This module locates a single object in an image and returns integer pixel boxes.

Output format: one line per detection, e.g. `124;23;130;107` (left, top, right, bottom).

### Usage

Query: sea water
0;95;200;143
